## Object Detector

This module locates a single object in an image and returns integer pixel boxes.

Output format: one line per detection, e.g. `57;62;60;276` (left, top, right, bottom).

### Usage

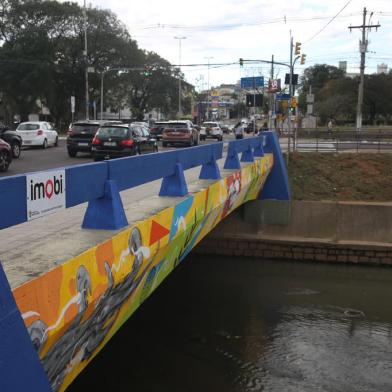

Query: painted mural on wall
12;155;273;391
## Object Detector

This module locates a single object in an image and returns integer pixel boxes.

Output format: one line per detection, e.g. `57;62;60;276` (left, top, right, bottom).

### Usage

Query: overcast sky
75;0;392;89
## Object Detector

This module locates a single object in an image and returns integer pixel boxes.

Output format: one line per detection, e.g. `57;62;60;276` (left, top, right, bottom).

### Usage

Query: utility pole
268;55;274;130
205;56;213;120
83;0;89;120
349;8;380;132
174;36;186;117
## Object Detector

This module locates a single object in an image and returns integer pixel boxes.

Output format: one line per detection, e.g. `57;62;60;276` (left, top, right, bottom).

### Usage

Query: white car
200;122;223;141
16;121;59;149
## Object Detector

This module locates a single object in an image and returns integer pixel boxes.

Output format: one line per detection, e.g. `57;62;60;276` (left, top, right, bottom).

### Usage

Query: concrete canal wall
194;201;392;266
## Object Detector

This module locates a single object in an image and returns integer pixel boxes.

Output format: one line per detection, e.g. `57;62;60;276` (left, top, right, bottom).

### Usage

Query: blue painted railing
0;135;271;231
0;132;292;392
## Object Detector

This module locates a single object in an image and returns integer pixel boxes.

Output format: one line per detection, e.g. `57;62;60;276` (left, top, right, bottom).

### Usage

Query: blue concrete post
0;263;52;392
253;136;264;157
223;143;241;170
159;162;188;197
259;131;291;200
82;180;129;230
199;151;221;180
241;145;254;162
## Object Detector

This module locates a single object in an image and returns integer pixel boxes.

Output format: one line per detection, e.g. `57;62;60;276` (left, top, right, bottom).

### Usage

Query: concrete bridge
0;132;289;392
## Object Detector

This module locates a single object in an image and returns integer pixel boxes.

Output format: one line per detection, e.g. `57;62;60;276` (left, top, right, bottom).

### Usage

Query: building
377;63;388;74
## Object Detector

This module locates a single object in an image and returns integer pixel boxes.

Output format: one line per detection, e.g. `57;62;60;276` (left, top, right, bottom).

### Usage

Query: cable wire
303;0;353;44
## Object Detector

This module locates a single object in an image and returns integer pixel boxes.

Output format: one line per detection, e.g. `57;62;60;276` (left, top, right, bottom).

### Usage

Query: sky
74;0;392;90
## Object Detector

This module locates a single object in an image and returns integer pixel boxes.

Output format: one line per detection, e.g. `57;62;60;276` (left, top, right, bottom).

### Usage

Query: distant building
377;63;388;74
339;61;347;73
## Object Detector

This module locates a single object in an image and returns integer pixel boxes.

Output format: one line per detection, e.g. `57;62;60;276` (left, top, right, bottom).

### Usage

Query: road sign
246;94;263;107
276;93;291;101
266;79;281;93
70;96;75;113
241;76;264;89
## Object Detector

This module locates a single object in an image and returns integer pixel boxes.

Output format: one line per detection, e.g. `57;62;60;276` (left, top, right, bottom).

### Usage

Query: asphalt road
0;136;233;178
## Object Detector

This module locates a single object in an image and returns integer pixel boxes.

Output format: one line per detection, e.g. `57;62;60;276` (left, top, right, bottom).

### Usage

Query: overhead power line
303;0;353;44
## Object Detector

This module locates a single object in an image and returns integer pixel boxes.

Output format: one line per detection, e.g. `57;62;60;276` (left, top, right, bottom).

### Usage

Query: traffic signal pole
287;35;293;163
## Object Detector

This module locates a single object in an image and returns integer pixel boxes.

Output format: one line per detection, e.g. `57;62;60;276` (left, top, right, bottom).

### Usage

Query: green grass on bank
287;153;392;202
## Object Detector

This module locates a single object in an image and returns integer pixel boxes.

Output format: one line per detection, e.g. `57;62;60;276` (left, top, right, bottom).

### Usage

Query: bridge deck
0;157;248;289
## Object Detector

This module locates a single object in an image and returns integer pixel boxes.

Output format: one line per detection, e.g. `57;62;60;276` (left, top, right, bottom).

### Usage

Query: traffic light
239;58;244;67
294;42;301;56
143;66;152;76
300;54;306;65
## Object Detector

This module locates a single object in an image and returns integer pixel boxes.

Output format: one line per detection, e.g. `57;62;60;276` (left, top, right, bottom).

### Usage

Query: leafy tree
0;0;186;127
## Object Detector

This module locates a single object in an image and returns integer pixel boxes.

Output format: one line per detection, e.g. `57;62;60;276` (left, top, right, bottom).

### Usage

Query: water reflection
70;256;392;392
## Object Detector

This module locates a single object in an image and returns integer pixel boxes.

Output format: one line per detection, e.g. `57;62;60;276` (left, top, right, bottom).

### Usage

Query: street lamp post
204;56;213;120
83;0;89;120
174;36;186;117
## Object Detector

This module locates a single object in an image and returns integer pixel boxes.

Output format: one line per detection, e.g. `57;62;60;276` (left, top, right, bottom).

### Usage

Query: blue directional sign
275;93;291;101
240;76;264;89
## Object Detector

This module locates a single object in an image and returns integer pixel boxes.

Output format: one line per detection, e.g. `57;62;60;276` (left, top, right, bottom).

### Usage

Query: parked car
162;121;199;147
199;121;223;141
16;121;58;149
0;124;22;158
0;139;12;172
92;123;158;161
150;121;170;140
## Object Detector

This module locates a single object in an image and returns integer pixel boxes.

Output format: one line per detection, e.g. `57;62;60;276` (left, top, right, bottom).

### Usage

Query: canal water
70;255;392;392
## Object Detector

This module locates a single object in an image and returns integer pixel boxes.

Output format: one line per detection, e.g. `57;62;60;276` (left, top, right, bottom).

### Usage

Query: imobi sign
26;169;66;220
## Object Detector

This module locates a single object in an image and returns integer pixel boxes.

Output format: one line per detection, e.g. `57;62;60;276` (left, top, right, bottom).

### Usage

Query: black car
149;121;170;140
0;124;22;158
92;123;158;161
66;120;102;157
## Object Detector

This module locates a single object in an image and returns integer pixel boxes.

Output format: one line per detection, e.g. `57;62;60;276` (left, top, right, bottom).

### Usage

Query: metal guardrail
0;136;268;231
289;130;392;152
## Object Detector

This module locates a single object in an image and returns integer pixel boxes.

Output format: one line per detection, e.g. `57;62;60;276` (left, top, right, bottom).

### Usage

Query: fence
0;135;267;231
291;129;392;153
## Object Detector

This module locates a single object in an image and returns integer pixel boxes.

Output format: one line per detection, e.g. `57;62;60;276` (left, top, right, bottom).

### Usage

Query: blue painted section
66;162;107;208
224;143;241;169
0;136;275;231
0;175;27;229
169;196;194;240
253;137;265;157
0;263;52;392
199;151;221;180
159;163;188;197
259;131;291;200
109;144;223;192
241;145;255;162
82;180;128;230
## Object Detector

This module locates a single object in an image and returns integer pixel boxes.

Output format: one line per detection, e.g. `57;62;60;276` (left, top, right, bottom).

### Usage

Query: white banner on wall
26;169;66;221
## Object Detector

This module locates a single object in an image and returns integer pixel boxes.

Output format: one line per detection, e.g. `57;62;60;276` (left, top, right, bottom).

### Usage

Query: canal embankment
194;200;392;266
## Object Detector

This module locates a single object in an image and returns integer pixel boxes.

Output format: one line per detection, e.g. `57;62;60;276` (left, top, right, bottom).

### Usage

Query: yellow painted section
12;155;273;391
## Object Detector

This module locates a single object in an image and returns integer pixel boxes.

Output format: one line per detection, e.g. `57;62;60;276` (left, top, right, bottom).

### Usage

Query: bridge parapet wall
0;133;290;392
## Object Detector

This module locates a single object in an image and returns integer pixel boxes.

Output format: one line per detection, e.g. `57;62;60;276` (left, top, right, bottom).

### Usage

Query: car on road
149;121;170;140
199;121;223;141
92;123;158;161
0;124;22;158
66;120;102;157
162;121;199;147
16;121;58;149
0;139;12;172
220;124;231;134
244;122;257;134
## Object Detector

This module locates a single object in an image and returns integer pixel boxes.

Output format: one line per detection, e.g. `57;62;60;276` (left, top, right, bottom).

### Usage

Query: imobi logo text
30;174;64;201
